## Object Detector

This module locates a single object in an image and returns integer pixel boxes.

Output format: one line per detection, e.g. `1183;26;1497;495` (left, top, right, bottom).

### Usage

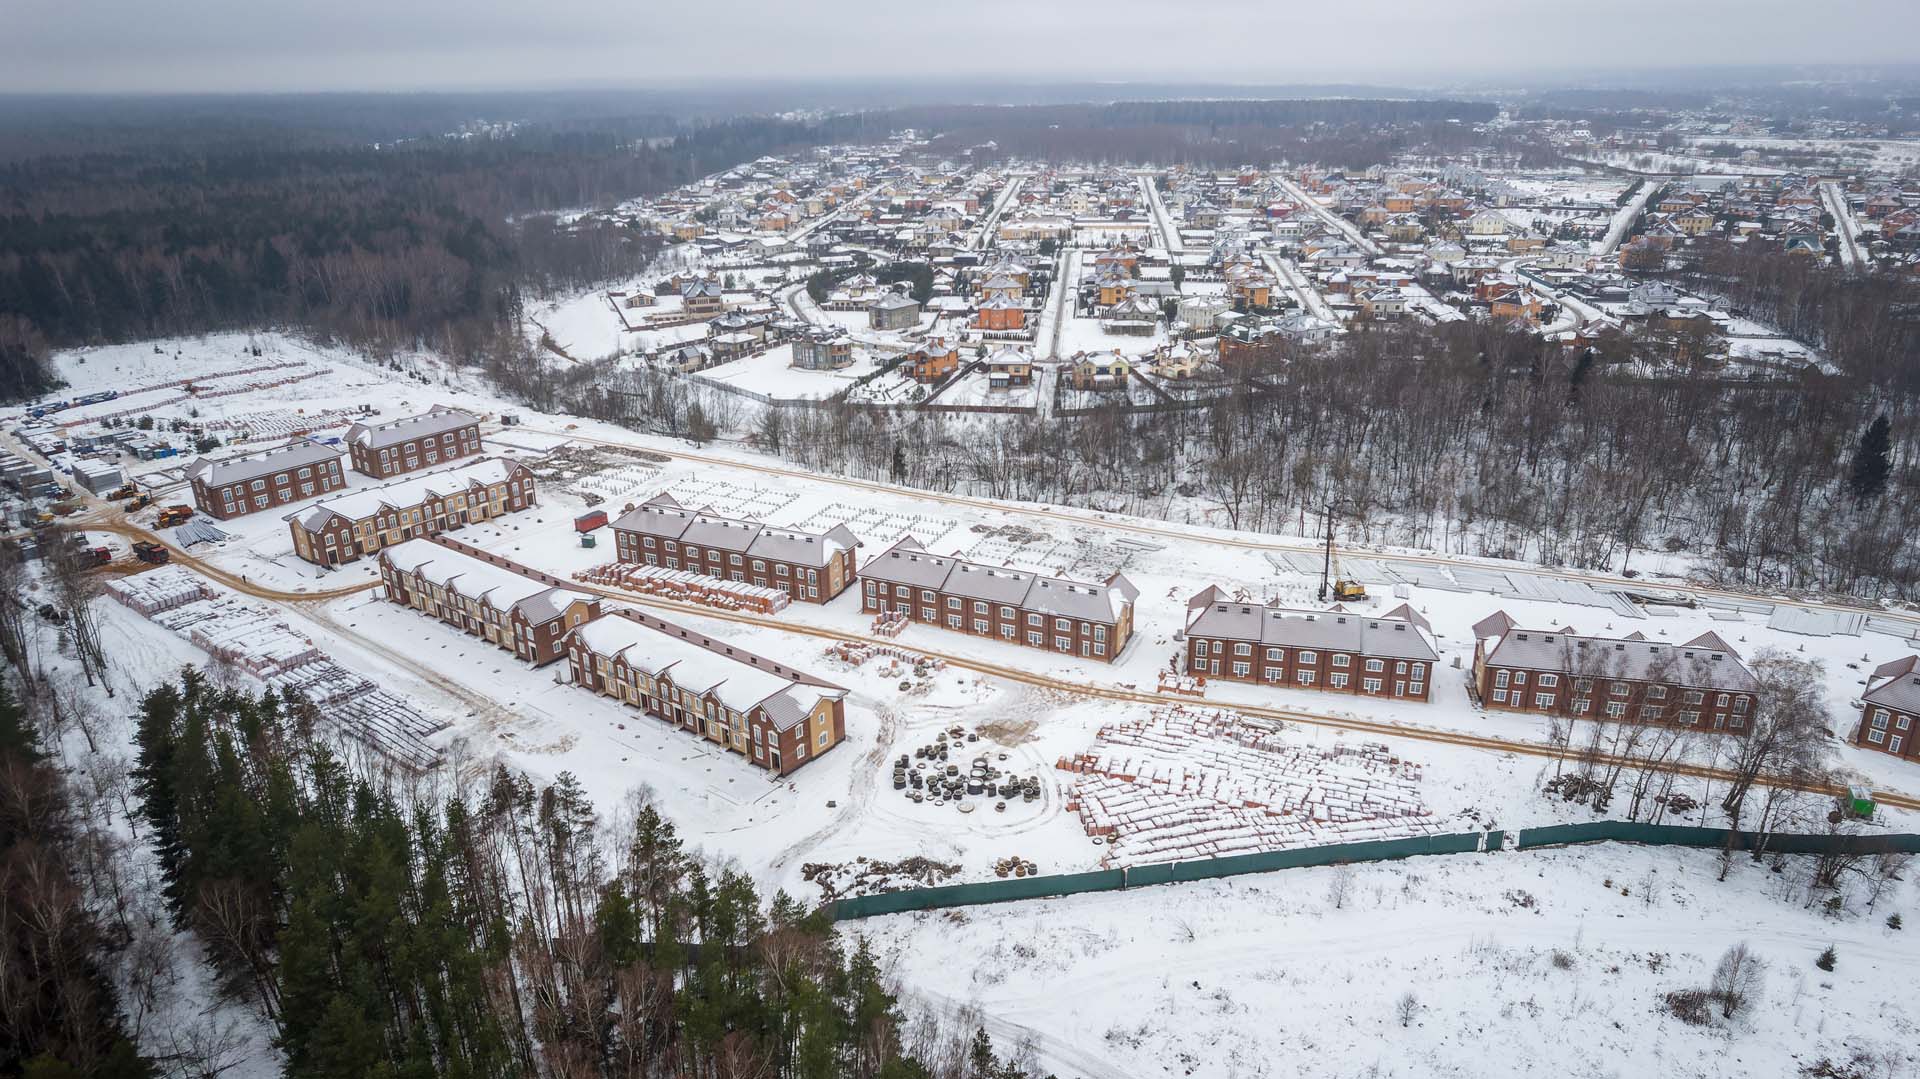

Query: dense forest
126;672;1039;1079
815;98;1499;170
0;102;842;397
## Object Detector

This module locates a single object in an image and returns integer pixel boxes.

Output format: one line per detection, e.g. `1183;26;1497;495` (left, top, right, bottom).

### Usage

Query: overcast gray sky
6;0;1918;94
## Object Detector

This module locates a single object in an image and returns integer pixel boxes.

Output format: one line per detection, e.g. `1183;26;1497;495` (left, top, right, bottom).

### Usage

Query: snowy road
1593;176;1663;256
1271;171;1382;257
1821;180;1865;271
1138;173;1182;255
1260;252;1336;321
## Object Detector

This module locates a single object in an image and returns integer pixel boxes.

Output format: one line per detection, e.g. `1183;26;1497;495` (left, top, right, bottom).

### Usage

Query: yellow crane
1316;501;1368;603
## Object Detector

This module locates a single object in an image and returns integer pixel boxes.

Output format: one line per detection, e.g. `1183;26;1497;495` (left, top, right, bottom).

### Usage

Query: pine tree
1848;415;1892;507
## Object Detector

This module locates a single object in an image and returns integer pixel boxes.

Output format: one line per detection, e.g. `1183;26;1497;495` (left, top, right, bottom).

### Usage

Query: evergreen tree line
0;672;152;1078
130;670;1044;1079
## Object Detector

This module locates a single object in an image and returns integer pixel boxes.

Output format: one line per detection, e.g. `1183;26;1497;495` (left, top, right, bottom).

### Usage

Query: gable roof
1185;589;1438;662
346;406;480;451
187;438;341;488
862;538;1136;625
290;457;525;530
566;607;845;728
1481;626;1758;692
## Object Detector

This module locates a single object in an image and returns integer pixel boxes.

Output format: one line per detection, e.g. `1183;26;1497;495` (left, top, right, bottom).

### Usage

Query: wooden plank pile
573;563;791;614
1062;706;1442;868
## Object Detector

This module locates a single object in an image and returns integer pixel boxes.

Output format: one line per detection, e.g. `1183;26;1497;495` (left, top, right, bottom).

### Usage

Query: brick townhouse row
286;457;536;566
857;538;1137;662
188;438;347;520
379;538;601;665
1470;612;1760;729
610;493;858;603
567;608;848;776
347;405;484;478
1181;586;1438;702
375;537;848;776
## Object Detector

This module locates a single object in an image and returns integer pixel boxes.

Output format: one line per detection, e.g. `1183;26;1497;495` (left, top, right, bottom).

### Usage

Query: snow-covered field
860;843;1920;1079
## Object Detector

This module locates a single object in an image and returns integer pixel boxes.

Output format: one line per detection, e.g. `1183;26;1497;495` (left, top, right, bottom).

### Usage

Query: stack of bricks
574;563;791;614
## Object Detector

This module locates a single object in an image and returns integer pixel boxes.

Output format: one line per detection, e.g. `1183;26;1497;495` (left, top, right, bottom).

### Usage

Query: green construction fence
829;821;1920;921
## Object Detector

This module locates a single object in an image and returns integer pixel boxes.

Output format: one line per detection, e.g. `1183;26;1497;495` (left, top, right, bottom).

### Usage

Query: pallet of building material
573;563;791;614
269;660;376;707
104;566;214;615
333;690;447;771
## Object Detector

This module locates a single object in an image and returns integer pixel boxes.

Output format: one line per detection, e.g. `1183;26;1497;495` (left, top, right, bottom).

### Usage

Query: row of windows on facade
1193;639;1425;677
630;552;824;598
1489;688;1744;725
221;464;339;504
623;539;824;581
388;570;539;638
867;581;1110;636
324;480;532;540
575;649;832;758
1492;668;1751;710
1196;658;1421;693
377;431;475;463
1866;708;1913;750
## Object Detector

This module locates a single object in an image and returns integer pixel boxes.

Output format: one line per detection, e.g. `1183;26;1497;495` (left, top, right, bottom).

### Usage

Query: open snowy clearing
860;844;1920;1079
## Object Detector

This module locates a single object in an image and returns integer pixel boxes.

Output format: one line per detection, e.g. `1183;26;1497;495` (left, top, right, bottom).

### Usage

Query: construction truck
131;541;170;564
125;494;153;512
86;546;112;566
156;505;193;527
106;483;138;500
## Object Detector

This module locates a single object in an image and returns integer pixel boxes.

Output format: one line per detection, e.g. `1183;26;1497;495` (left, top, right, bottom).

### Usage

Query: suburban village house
859;537;1137;662
188;439;346;520
1182;587;1438;701
1471;613;1760;729
379;538;601;665
1856;655;1920;759
611;493;858;603
286;457;537;566
346;405;484;479
566;607;848;775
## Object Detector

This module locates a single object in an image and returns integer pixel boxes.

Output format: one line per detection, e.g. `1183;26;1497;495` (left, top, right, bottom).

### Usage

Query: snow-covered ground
24;325;1920;1079
26;331;1920;911
859;844;1920;1079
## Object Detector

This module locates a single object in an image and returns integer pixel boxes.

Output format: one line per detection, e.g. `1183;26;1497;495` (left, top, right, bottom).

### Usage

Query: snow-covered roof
611;494;854;566
187;439;341;488
1185;588;1437;662
568;610;844;727
863;538;1135;625
1481;626;1758;692
291;457;523;529
381;538;585;625
346;406;480;450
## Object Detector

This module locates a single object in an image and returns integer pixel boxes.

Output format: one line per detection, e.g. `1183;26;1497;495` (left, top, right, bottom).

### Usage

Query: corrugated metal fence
830;823;1920;921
